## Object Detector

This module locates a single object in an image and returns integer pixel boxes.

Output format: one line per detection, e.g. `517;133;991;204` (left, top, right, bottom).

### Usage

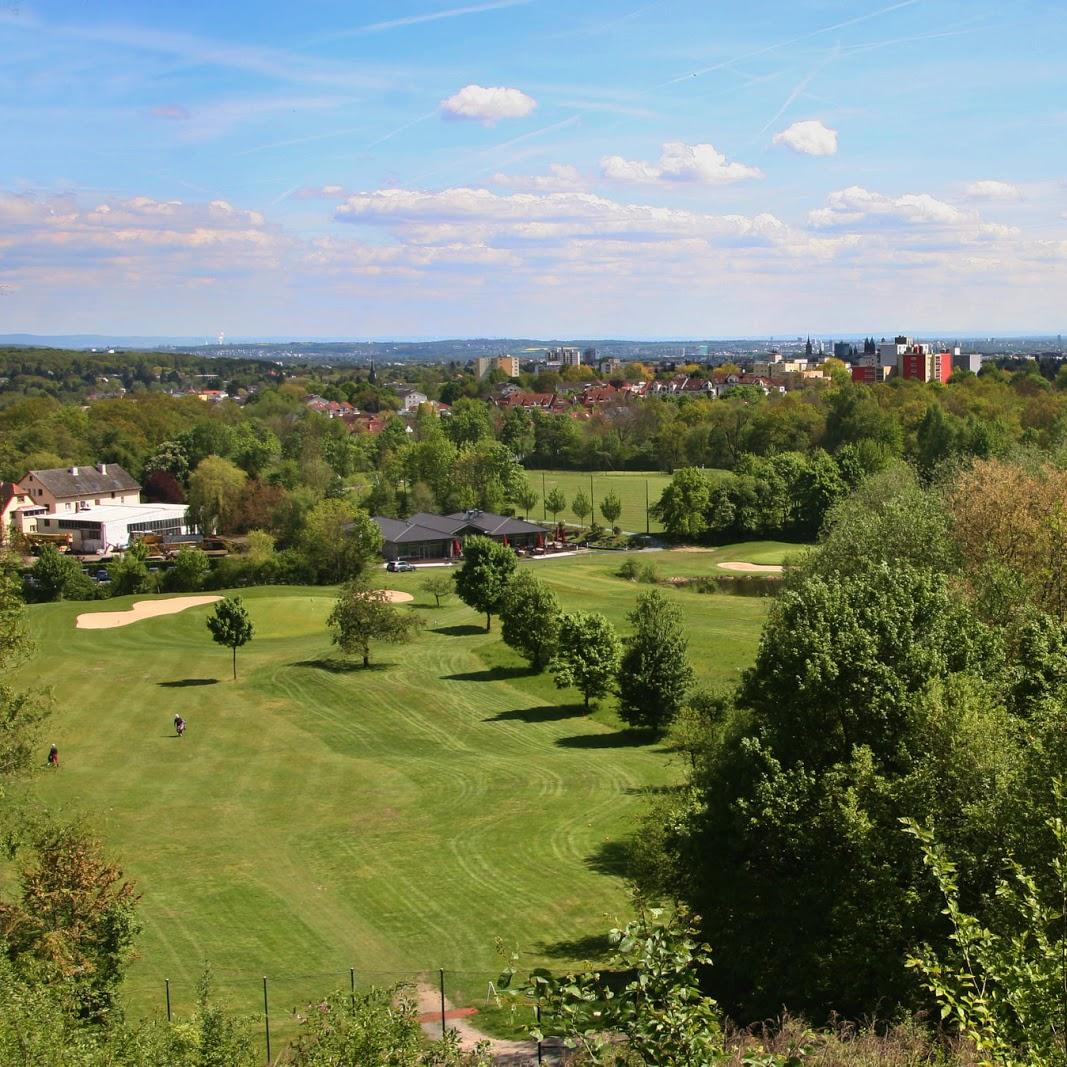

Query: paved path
415;983;564;1065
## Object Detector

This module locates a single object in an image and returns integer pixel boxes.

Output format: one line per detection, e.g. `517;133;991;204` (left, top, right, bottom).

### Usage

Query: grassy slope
11;550;770;1030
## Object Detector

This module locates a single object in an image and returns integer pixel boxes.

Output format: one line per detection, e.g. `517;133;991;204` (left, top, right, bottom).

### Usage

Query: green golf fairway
12;549;770;1031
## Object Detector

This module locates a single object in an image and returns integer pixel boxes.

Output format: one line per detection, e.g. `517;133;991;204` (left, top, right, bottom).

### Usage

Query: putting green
12;551;769;1029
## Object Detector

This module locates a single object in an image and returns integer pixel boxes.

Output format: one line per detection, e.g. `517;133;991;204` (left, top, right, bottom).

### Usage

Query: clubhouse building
373;510;546;562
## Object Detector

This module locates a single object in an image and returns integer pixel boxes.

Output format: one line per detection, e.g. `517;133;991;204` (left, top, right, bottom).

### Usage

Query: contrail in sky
655;0;925;89
310;0;535;42
366;111;437;150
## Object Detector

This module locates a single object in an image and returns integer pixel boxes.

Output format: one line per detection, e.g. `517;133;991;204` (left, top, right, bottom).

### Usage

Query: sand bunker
383;589;414;603
717;561;784;574
76;595;223;630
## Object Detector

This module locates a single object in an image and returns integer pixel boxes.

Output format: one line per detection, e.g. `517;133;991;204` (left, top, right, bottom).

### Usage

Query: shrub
618;560;640;581
163;547;211;592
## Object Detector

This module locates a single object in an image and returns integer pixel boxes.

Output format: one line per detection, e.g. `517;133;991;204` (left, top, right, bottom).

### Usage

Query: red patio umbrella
536;532;544;548
452;539;462;556
502;534;510;547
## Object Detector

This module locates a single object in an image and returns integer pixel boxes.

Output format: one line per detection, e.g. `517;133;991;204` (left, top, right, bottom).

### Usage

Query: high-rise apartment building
547;346;582;367
476;355;520;378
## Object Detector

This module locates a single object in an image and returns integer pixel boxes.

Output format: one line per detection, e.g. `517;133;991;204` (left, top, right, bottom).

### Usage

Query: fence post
350;967;356;1010
165;978;171;1022
439;968;447;1037
262;976;271;1065
536;1003;543;1064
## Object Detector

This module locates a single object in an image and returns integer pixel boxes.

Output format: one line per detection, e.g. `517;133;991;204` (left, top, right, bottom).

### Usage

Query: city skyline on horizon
2;0;1065;337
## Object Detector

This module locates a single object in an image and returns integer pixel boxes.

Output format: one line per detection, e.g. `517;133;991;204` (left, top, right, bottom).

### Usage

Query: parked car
387;560;416;572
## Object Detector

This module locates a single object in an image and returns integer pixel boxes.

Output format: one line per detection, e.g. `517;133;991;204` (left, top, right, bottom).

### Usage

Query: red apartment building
900;348;953;383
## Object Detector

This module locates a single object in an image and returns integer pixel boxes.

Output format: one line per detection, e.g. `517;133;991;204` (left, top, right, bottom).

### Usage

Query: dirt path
75;595;223;630
415;983;563;1065
717;561;784;574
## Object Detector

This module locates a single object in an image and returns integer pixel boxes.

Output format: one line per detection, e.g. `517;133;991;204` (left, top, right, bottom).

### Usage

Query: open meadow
11;548;774;1039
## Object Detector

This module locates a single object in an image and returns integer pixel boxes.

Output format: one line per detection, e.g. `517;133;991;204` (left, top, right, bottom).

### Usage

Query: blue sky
1;0;1065;338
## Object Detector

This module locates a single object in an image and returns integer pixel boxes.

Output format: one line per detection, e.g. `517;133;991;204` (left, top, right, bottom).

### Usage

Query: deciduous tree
0;819;140;1022
186;455;247;534
618;589;694;732
30;545;84;602
500;570;561;670
549;611;621;709
599;489;622;528
328;580;421;668
163;546;211;593
544;488;567;524
206;596;254;680
301;501;382;585
453;535;516;632
948;458;1067;620
571;488;591;527
107;540;150;596
419;572;454;608
650;467;713;539
0;554;44;784
513;483;538;520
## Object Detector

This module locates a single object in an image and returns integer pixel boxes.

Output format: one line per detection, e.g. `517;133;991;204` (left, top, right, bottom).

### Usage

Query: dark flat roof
373;510;544;544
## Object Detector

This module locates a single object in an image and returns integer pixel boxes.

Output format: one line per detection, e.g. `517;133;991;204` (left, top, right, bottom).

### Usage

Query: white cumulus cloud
964;179;1021;201
809;186;974;229
772;119;838;157
439;84;536;124
601;142;761;185
491;164;586;192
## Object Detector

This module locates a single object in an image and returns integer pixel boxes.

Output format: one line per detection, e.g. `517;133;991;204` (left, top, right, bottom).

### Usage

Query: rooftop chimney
69;466;78;476
97;463;107;474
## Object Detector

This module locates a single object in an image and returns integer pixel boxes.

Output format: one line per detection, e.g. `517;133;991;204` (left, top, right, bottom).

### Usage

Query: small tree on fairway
513;483;539;520
544;487;567;524
618;589;694;732
328;580;421;668
550;611;621;709
453;535;516;632
207;596;254;680
571;488;591;528
420;572;454;608
501;570;561;670
600;490;622;528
